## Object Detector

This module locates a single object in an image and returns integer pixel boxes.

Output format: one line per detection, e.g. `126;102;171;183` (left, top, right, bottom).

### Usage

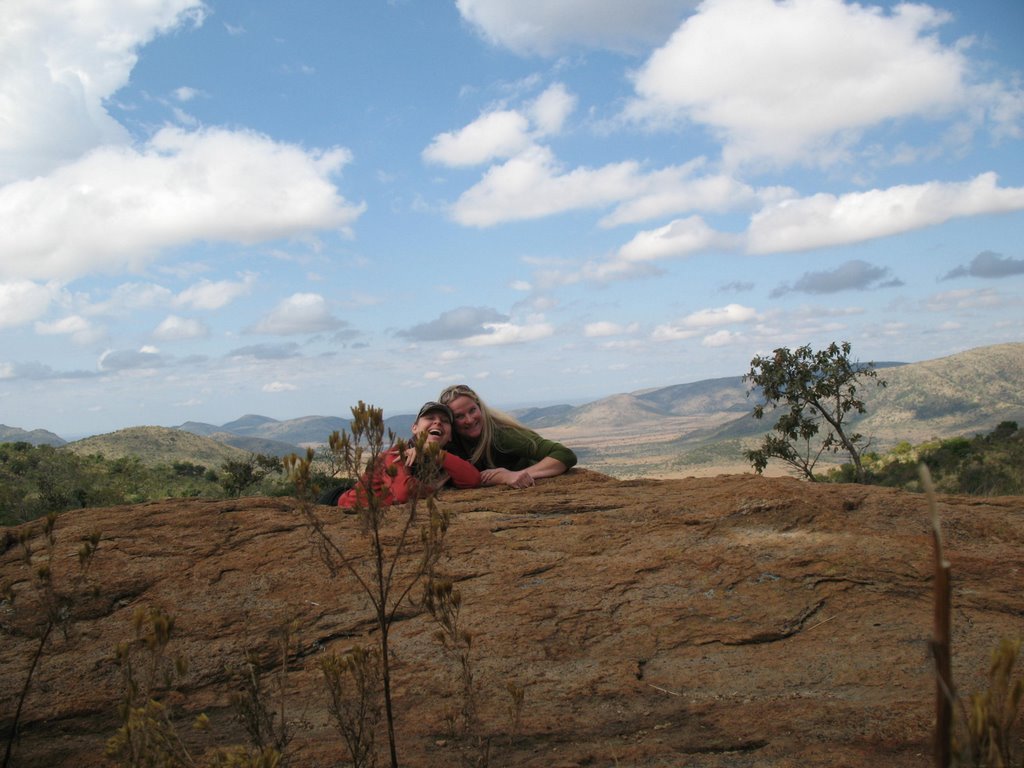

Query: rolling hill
531;342;1024;477
9;342;1024;478
63;426;252;468
0;424;66;447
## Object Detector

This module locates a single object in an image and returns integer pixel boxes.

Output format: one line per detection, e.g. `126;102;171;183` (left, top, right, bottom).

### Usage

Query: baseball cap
417;401;453;423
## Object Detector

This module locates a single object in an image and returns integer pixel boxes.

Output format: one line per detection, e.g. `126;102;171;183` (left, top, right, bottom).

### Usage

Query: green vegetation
744;341;886;482
828;421;1024;495
0;441;312;526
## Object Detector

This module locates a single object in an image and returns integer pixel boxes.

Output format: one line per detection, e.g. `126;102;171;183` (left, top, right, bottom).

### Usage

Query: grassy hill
64;426;252;468
0;424;66;447
854;342;1024;443
536;342;1024;477
12;342;1024;479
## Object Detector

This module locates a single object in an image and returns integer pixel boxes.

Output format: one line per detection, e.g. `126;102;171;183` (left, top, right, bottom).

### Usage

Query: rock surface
2;469;1022;767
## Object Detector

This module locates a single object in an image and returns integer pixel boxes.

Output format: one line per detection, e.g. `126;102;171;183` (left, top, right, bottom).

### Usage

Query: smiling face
446;394;483;441
412;410;452;445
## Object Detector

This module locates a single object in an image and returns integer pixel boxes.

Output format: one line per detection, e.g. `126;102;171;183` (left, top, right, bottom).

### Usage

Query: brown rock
1;469;1022;767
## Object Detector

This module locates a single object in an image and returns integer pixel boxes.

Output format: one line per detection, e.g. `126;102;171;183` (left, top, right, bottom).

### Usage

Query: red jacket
338;448;481;509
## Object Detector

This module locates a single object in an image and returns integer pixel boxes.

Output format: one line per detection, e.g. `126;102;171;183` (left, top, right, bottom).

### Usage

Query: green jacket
486;426;577;471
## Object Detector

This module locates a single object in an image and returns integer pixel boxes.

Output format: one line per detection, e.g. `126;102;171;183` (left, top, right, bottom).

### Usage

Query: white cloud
34;313;104;345
747;173;1024;254
626;0;972;168
529;83;576;135
652;303;757;341
423;83;576;168
262;381;297;393
249;293;345;335
174;86;200;102
451;145;642;226
0;0;207;183
0;280;62;329
0;127;365;282
702;330;744;347
85;282;175;316
98;346;164;372
599;162;770;227
175;274;256;311
651;324;699;342
451;147;786;229
462;321;554;346
423;110;532;167
153;315;209;341
683;303;758;327
618;216;733;262
455;0;696;56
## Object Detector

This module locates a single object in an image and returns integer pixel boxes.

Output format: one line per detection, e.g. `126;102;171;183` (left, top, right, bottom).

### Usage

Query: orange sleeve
338;450;409;508
442;451;481;488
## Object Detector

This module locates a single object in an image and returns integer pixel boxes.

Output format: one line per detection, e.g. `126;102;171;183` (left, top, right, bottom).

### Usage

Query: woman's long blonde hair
438;384;529;467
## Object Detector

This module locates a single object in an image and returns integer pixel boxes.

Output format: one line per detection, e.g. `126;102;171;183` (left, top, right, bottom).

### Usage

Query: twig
803;611;842;633
647;683;682;697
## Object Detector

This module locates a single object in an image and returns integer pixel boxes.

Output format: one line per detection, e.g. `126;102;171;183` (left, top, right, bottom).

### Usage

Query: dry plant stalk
923;464;1023;768
320;645;382;768
2;514;101;768
955;639;1023;767
287;401;452;768
230;619;298;762
922;465;953;768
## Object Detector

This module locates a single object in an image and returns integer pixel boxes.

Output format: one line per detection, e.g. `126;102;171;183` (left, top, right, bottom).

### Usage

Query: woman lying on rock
334;401;481;509
438;384;577;489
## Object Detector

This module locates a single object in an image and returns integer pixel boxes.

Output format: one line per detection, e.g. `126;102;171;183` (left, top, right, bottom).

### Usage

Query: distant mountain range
6;343;1023;476
0;425;66;447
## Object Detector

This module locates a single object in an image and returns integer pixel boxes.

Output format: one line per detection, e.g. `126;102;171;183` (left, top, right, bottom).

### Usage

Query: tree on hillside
743;341;886;483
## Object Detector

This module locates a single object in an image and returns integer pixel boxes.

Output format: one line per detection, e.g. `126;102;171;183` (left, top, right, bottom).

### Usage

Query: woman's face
412;412;452;446
447;395;483;441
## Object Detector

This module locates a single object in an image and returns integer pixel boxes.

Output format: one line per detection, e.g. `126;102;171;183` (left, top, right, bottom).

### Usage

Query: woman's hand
401;445;418;467
481;468;535;488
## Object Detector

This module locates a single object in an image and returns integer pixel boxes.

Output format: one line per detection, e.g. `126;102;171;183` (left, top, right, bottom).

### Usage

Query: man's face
412;410;452;445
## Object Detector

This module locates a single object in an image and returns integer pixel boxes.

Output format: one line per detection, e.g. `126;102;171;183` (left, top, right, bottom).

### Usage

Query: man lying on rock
332;401;481;509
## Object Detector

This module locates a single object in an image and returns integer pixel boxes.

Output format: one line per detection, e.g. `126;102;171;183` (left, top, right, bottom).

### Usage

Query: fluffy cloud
618;216;734;262
627;0;971;167
771;259;903;297
599;163;773;227
35;314;105;345
175;274;257;311
451;148;786;229
451;146;643;226
462;321;554;346
941;250;1024;280
0;280;62;329
248;293;346;336
423;83;576;168
0;0;207;183
153;315;209;341
399;306;510;341
98;346;164;372
0;128;364;283
455;0;696;56
423;111;532;167
652;303;757;341
747;174;1024;254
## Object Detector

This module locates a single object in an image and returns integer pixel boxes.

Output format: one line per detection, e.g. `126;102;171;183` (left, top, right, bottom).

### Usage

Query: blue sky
1;0;1022;438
